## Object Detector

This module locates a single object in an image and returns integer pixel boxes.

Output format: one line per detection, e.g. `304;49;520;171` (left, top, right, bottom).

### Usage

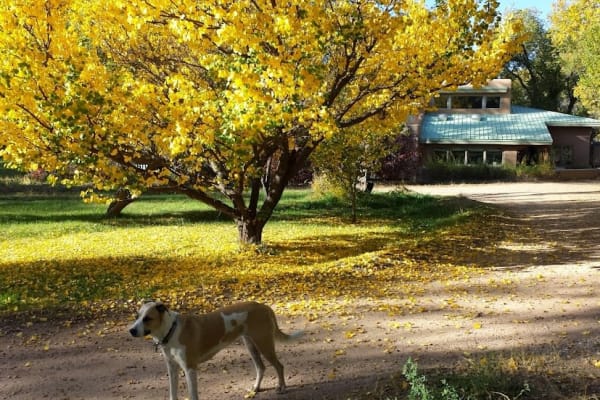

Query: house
408;79;600;172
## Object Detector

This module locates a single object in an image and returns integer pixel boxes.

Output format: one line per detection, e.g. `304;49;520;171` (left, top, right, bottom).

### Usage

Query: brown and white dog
128;301;303;400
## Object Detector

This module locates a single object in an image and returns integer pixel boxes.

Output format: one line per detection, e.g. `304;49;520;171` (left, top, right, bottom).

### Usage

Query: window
467;150;484;165
451;96;483;109
434;95;450;109
485;150;503;165
450;150;466;164
432;149;504;166
433;150;448;162
485;96;501;108
440;95;502;109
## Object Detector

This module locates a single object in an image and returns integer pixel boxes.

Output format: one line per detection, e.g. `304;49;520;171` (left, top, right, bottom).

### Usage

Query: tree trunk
350;184;357;224
236;218;265;245
106;189;136;217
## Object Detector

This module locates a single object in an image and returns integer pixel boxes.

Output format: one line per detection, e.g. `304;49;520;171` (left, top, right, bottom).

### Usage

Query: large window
433;149;504;166
451;96;483;109
434;95;503;110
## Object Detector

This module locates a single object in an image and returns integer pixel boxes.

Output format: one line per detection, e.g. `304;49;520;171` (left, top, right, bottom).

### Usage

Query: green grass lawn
0;188;493;316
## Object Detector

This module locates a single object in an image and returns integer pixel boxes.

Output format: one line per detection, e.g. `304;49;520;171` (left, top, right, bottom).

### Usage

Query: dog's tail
275;328;305;342
269;308;304;342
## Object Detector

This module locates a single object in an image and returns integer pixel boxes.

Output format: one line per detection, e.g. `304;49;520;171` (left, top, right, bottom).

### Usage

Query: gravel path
2;182;600;399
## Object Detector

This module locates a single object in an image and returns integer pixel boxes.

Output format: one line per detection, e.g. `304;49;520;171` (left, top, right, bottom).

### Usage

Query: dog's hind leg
251;335;286;393
243;336;266;392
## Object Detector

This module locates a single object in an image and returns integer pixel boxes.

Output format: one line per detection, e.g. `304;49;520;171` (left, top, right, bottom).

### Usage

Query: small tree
312;127;394;222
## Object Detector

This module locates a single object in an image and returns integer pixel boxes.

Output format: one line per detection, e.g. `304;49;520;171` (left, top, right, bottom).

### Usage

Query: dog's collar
156;316;178;348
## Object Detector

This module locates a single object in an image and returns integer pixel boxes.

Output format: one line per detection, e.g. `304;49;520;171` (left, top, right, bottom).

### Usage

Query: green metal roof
420;106;600;145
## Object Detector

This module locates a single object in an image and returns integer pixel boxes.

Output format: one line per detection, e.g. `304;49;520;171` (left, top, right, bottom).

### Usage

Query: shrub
402;358;460;400
423;162;517;183
310;173;348;200
385;357;532;400
514;161;555;179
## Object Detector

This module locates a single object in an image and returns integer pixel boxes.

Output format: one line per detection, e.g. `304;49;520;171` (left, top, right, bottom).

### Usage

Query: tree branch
16;104;53;132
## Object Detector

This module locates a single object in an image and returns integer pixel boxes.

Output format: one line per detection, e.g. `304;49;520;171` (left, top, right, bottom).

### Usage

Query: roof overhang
546;121;600;128
420;139;552;146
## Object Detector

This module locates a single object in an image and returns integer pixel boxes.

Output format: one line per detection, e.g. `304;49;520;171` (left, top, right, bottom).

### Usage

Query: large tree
502;8;578;113
0;0;523;244
551;0;600;117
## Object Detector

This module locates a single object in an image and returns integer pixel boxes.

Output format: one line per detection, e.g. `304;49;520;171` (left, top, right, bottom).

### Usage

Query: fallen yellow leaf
334;349;346;356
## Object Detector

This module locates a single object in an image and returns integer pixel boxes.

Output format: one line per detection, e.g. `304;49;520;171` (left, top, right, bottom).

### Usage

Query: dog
128;300;303;400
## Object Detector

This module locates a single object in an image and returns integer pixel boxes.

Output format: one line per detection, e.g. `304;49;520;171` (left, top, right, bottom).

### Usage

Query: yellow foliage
0;0;524;226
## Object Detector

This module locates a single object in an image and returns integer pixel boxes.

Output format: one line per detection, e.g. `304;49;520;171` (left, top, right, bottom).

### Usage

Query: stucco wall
502;150;517;167
549;127;594;168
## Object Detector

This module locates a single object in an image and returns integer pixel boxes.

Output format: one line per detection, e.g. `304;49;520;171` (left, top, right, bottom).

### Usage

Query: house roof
420;106;600;146
442;86;509;95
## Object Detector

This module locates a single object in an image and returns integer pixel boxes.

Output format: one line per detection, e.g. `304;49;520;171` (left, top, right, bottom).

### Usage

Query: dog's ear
155;302;168;313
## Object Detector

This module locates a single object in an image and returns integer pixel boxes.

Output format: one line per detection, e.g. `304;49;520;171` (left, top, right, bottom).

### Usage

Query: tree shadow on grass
0;219;557;322
5;187;599;323
0;205;578;320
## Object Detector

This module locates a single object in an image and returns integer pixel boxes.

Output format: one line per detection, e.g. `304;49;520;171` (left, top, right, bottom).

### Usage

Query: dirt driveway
407;181;600;263
2;182;600;399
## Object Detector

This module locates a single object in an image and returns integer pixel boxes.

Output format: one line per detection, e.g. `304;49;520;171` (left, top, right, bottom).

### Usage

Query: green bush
423;160;557;183
402;358;460;400
514;161;555;179
423;162;517;183
394;357;531;400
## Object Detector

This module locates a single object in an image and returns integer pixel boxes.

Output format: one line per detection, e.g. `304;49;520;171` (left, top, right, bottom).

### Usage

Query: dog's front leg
165;359;179;400
183;367;198;400
243;336;265;392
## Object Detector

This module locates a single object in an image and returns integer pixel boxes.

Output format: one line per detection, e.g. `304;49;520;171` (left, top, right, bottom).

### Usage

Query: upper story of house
432;78;512;115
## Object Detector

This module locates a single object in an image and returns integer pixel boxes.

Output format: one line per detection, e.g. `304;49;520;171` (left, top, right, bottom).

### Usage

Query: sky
424;1;557;22
499;0;555;21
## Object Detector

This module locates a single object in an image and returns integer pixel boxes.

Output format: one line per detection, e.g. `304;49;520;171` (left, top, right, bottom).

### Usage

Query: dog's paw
276;385;287;395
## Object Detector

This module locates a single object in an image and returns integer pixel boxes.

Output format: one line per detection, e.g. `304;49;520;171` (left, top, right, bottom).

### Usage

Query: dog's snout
129;326;138;337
